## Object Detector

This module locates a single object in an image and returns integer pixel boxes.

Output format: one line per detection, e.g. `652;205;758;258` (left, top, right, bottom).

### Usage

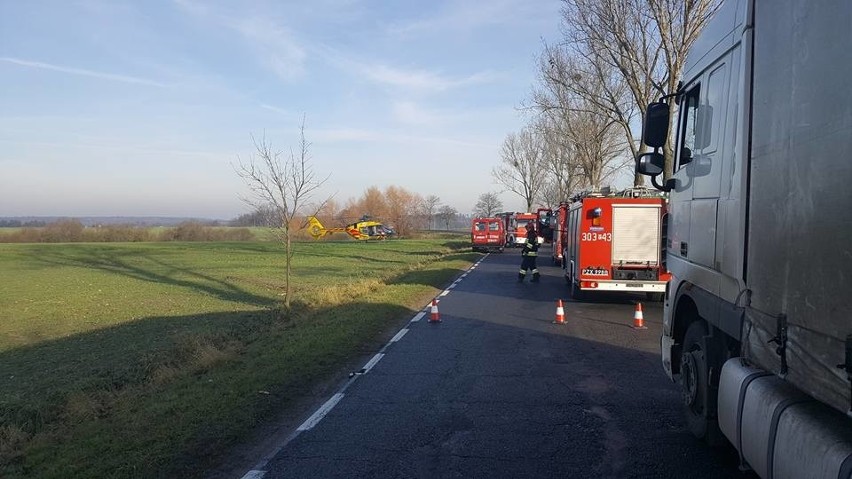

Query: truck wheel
679;321;721;443
570;280;584;301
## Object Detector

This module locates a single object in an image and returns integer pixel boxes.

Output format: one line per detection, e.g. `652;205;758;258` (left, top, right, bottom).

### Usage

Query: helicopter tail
306;216;328;239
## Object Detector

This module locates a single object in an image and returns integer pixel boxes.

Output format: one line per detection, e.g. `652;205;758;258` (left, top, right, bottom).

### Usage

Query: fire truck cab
562;192;669;301
512;213;539;247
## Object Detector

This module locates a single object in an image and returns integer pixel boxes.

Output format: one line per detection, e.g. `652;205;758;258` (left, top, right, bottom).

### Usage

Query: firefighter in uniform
518;222;540;282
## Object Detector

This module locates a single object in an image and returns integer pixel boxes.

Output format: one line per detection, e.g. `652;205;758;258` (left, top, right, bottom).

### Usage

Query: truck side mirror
642;102;670;149
637;152;664;176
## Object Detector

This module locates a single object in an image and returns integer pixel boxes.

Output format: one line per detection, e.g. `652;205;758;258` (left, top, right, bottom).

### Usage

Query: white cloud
312;126;490;148
388;0;545;36
173;0;307;81
232;17;307;81
260;103;294;115
362;64;496;91
391;101;448;125
312;127;382;142
0;57;167;87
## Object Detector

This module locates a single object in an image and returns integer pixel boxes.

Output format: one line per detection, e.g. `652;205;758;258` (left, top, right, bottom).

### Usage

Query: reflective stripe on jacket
522;240;539;257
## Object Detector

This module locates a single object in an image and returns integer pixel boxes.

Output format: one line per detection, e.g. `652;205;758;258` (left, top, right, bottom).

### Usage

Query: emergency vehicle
561;190;669;301
494;212;515;247
511;212;538;247
551;202;570;266
470;217;504;253
536;208;554;244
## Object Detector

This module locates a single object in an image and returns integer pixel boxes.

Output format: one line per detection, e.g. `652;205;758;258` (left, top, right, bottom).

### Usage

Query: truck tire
679;320;722;444
570;279;584;301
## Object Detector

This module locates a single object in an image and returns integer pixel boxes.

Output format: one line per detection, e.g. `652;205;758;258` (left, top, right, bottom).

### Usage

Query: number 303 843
581;232;611;242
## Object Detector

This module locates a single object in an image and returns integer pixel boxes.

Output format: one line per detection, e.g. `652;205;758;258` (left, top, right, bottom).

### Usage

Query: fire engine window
475;223;485;231
676;84;700;170
488;222;499;231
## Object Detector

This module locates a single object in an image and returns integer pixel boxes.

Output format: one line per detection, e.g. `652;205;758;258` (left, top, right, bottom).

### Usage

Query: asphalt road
249;246;750;478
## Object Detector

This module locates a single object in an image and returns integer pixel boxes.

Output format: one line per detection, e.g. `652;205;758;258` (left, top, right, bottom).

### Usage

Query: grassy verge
0;239;476;478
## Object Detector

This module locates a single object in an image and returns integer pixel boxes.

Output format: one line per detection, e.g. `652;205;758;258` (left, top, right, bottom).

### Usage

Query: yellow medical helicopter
307;216;395;241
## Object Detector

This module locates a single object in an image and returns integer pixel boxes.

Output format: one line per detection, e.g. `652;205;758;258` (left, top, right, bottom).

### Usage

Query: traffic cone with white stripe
632;302;647;329
553;299;566;324
429;299;441;323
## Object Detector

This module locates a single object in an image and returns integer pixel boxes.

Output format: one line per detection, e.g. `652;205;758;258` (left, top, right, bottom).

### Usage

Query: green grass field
0;238;475;478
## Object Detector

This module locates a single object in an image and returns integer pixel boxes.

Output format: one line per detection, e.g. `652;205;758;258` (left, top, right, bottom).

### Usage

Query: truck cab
637;1;852;476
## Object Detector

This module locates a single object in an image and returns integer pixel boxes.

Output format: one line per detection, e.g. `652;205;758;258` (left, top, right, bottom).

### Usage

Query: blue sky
0;0;563;219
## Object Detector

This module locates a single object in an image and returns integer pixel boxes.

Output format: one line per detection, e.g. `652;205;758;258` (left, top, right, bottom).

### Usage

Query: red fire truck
561;192;670;301
510;212;538;247
552;202;570;266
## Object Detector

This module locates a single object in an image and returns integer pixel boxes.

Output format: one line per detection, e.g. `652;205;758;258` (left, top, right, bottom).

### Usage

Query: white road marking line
297;393;344;431
241;471;266;479
390;329;409;342
362;353;385;373
411;311;426;322
440;290;450;297
447;283;457;289
461;273;468;278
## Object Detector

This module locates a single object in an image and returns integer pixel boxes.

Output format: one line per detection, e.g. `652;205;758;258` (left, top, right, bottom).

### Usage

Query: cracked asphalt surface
260;246;749;478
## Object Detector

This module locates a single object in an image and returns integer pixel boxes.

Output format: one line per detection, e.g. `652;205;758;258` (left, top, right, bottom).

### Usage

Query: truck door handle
680;242;688;257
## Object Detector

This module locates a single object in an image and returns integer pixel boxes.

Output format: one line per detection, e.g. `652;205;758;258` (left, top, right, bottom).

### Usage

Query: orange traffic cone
632;302;647;329
553;299;566;324
429;299;441;323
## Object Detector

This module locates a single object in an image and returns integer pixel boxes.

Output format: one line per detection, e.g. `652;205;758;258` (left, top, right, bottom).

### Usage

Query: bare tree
534;114;584;205
236;119;328;310
533;41;637;184
436;205;458;230
558;0;722;178
420;195;441;230
492;127;546;212
564;74;630;190
474;192;503;217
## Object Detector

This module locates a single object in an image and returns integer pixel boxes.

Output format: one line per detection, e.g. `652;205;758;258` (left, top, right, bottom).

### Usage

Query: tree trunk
284;226;291;310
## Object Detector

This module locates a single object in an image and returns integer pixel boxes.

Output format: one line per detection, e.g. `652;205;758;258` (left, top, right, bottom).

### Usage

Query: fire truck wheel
570;280;584;301
679;320;721;444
